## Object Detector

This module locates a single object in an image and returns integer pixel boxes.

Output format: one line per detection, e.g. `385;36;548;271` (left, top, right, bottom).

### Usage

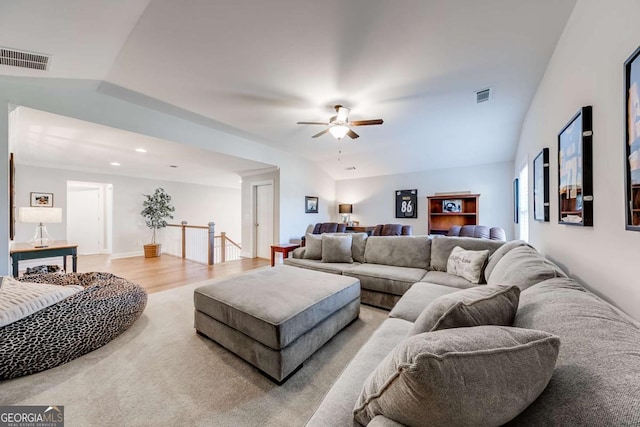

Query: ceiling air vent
0;47;50;71
344;166;356;171
475;88;491;103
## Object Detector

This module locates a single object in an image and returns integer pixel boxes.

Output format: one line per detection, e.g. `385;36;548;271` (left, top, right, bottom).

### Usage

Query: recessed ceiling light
110;162;121;166
135;148;147;153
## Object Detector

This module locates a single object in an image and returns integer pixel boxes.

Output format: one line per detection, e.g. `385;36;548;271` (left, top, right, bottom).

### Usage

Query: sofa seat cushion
283;258;359;275
488;246;566;290
510;278;640;426
411;284;520;334
389;282;460;323
305;318;413;427
419;271;476;289
364;236;431;269
353;326;560;426
430;236;504;272
344;264;427;296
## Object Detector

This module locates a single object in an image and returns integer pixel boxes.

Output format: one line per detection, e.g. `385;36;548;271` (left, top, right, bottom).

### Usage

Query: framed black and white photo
30;192;54;207
558;106;593;226
395;189;418;218
624;45;640;230
533;148;550;222
442;199;462;213
305;196;318;213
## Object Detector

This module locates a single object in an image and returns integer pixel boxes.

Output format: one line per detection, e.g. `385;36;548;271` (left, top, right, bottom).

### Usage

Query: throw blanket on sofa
0;277;83;327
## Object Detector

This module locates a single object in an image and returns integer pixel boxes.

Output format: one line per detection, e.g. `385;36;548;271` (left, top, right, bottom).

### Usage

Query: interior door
255;184;274;259
67;187;103;255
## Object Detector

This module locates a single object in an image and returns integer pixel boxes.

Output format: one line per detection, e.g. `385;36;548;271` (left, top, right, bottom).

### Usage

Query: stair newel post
181;221;187;259
208;222;215;265
221;231;227;263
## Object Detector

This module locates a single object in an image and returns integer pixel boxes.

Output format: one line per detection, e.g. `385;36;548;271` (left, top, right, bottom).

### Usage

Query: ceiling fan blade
312;128;330;138
297;121;329;125
350;119;384;126
347;129;360;139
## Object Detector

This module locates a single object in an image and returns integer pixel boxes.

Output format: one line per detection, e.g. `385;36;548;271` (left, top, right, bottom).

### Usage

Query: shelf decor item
141;187;175;258
557;106;593;226
624;45;640;230
305;196;318;214
395;189;418;219
30;192;53;207
533;148;550;222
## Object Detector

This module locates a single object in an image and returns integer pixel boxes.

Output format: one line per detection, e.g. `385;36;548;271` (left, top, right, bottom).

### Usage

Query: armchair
301;222;347;246
447;225;506;241
372;224;413;236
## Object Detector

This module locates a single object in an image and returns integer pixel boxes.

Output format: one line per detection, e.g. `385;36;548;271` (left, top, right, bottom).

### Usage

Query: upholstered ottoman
193;265;360;383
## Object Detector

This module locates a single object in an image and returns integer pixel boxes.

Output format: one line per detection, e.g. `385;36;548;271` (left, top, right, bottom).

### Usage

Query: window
518;164;529;242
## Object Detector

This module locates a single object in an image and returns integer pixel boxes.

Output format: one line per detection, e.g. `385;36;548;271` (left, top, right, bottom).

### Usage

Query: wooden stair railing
166;222;241;265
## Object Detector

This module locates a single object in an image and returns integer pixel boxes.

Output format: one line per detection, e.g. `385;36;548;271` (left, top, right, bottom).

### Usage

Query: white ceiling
10;107;274;189
0;0;577;180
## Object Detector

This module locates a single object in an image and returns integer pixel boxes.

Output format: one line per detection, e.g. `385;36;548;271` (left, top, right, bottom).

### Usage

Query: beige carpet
0;279;387;427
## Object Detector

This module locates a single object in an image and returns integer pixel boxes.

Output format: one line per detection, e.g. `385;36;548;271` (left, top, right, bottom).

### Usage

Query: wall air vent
0;47;50;71
475;88;491;103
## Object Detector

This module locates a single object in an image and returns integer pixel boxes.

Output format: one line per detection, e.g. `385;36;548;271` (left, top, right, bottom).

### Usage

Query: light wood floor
77;254;270;294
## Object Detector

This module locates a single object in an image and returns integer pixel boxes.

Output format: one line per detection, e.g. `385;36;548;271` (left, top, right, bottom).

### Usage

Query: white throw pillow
446;246;489;284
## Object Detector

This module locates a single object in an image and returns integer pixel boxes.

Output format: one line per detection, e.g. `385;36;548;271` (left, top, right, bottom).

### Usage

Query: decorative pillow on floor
446;246;489;284
411;284;520;334
353;326;560;426
303;233;323;260
322;234;353;263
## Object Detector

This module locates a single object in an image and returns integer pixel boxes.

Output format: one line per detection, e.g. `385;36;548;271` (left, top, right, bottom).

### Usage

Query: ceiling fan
297;105;383;140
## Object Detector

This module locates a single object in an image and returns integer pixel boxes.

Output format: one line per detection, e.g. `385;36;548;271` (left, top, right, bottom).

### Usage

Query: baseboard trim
111;251;144;259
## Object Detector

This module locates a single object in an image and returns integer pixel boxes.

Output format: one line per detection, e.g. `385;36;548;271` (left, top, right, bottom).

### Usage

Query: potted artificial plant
140;187;175;258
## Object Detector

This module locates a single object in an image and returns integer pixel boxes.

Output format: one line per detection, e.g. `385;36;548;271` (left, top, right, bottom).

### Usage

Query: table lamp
19;207;62;248
339;204;353;224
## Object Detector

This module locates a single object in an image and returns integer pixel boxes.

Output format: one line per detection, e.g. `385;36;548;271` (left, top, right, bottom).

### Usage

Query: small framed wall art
395;189;418;218
624;45;640;230
30;192;54;207
533;148;550;222
558;106;593;226
513;178;519;224
305;196;318;214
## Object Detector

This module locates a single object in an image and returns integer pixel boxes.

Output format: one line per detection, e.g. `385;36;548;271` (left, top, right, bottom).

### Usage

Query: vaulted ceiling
1;0;577;180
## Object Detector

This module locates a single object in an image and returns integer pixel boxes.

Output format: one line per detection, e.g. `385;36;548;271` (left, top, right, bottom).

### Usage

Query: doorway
66;181;113;255
254;183;274;259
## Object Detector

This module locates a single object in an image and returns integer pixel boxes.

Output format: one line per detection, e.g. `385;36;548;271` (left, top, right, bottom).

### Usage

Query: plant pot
144;243;161;258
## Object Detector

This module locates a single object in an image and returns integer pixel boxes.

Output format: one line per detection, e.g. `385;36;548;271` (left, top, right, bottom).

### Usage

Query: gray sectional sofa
283;234;640;426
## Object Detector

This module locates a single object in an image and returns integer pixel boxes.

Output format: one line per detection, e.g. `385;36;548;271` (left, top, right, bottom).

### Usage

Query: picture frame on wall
533;148;550;222
513;178;519;224
442;199;462;213
9;153;15;240
305;196;318;214
395;189;418;218
558;106;593;226
624;45;640;230
30;192;54;207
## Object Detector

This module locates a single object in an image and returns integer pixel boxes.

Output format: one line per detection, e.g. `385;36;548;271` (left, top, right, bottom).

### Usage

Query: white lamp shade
329;125;349;139
19;207;62;224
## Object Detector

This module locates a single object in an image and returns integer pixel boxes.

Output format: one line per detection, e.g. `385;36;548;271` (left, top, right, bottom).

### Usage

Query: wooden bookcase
427;194;480;235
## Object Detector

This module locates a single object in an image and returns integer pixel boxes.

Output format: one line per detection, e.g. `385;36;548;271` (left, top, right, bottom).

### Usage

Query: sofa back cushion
484;240;531;282
351;232;368;263
353;326;560;426
487;246;566;290
364;236;431;269
430;236;504;272
303;234;323;260
321;234;353;263
511;278;640;425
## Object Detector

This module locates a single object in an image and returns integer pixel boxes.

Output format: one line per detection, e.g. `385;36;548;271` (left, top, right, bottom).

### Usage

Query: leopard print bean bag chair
0;272;147;380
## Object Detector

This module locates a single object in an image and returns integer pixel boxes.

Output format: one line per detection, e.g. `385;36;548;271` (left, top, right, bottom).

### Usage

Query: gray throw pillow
353;326;560;426
488;245;567;290
446;246;489;284
303;234;322;260
322;234;353;263
411;284;520;334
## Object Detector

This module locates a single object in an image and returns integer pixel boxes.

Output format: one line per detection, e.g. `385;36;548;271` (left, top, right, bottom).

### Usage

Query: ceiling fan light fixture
329;125;349;139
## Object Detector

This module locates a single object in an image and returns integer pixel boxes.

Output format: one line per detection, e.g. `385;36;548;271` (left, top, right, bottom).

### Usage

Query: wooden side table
10;240;78;277
270;243;300;267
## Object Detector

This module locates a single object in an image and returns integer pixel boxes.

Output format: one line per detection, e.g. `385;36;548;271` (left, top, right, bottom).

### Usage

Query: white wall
336;161;514;238
14;164;241;257
515;0;640;320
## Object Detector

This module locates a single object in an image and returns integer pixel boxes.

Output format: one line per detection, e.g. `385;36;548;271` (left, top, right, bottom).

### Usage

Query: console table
10;240;78;277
